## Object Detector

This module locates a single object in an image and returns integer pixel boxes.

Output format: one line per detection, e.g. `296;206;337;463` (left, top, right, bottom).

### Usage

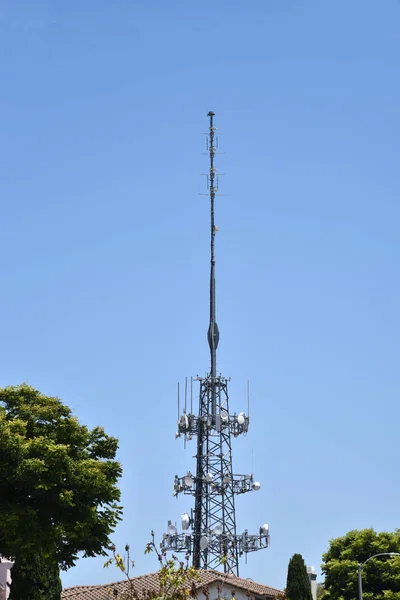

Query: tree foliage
321;528;400;600
286;554;313;600
8;551;62;600
0;384;123;598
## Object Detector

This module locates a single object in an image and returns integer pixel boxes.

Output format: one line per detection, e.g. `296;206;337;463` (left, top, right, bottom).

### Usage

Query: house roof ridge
62;568;282;599
63;569;161;591
203;569;282;594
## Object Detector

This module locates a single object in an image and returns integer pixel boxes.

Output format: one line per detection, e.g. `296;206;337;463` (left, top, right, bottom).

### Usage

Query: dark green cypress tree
286;553;313;600
9;551;62;600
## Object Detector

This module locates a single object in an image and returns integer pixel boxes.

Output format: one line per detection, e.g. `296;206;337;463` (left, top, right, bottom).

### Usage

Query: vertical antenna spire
207;111;219;394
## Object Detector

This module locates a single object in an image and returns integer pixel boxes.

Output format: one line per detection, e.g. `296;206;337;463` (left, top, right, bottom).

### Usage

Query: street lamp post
358;552;400;600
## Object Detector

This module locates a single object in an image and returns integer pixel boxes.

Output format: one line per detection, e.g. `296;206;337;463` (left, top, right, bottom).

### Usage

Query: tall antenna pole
162;112;270;576
207;111;219;403
193;111;219;568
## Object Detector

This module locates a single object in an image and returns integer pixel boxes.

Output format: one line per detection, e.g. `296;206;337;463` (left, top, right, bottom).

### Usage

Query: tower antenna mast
208;111;218;396
162;112;270;576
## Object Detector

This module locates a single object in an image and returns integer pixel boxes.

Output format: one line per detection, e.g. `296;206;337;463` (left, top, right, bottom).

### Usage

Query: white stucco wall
204;580;261;600
0;560;13;600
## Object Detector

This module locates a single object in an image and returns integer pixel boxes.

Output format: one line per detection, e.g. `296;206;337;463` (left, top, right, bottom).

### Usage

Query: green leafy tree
7;551;62;600
0;384;123;600
316;583;327;599
321;528;400;600
286;554;313;600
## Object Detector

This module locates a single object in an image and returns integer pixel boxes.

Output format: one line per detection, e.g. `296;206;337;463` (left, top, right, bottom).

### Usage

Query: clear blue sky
1;0;400;591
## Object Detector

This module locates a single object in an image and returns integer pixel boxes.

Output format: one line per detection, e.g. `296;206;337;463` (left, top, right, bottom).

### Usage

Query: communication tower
161;112;270;576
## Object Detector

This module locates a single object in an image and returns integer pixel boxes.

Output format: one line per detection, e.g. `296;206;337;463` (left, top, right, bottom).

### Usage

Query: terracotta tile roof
62;569;281;599
207;570;281;597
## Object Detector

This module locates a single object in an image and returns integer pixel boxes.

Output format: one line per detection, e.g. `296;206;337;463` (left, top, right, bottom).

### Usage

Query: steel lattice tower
162;112;269;576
